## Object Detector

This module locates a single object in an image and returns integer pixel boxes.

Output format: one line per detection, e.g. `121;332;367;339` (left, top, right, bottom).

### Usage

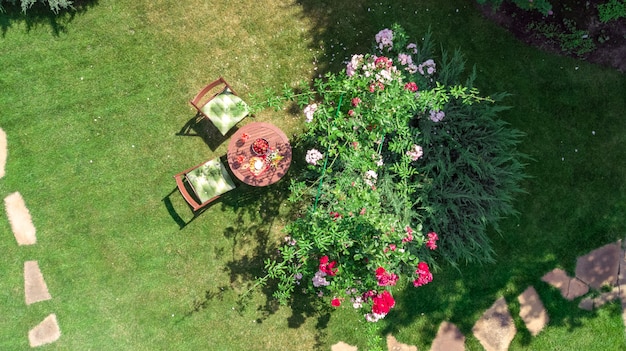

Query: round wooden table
226;122;292;186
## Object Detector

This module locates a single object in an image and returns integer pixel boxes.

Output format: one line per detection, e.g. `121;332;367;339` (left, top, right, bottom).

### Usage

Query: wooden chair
173;157;236;212
190;77;250;135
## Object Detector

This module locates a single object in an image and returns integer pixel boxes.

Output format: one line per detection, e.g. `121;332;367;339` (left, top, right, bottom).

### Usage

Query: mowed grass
1;0;625;350
1;0;319;350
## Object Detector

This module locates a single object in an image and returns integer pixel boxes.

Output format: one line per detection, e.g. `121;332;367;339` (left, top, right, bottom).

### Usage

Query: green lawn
1;0;625;350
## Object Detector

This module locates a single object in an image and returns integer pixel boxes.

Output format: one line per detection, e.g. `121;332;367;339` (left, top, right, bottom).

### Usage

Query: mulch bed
477;0;626;72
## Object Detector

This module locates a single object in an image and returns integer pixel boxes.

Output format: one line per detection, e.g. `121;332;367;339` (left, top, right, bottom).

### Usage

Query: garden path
333;239;626;350
1;127;61;347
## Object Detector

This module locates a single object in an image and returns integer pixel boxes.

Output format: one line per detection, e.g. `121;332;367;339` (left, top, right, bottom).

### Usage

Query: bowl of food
251;138;270;156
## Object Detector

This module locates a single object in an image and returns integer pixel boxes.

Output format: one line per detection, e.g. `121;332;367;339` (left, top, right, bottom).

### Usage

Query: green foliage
526;19;596;57
477;0;553;15
0;0;73;13
417;95;528;264
598;0;626;23
255;24;526;322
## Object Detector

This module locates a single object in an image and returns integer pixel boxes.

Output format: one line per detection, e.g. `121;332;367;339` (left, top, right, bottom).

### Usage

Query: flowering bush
256;24;526;322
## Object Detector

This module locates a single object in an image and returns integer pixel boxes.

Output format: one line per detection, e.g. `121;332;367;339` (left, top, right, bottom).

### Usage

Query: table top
226;122;292;186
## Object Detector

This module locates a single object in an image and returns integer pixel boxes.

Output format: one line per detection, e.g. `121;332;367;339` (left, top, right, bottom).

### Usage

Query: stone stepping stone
593;287;620;308
28;314;61;347
386;334;417;351
541;268;589;300
578;297;594;311
331;341;357;351
472;297;516;351
617;246;626;300
620;247;626;285
517;286;548;336
575;242;621;289
430;321;464;351
567;278;590;300
4;192;37;246
24;261;52;305
618;246;626;328
578;245;626;315
0;127;6;179
578;287;620;311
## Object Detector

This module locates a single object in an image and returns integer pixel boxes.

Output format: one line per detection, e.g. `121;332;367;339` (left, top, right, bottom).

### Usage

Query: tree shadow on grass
217;178;302;311
179;135;332;341
381;224;622;347
0;0;99;37
275;2;626;346
294;0;447;78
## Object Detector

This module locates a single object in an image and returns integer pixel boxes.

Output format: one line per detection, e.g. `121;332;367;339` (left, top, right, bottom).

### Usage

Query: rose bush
255;24;526;322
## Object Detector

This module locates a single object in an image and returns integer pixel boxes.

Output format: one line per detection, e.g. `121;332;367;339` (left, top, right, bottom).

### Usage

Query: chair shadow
176;114;238;151
162;186;217;229
162;187;192;229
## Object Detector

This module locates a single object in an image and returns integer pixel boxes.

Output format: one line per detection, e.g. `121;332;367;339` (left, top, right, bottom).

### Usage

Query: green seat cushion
201;88;249;135
185;159;236;203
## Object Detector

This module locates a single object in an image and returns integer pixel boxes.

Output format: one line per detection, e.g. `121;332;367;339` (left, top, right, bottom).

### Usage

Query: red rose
324;260;338;276
375;267;386;277
331;298;341;307
376;268;399;286
426;232;439;250
414;262;433;287
413;271;433;287
329;211;342;220
319;255;338;276
417;262;429;272
362;290;377;300
372;291;395;315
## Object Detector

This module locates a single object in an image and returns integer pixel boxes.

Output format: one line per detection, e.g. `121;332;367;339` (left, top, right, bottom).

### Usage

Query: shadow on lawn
382;253;606;347
178;135;333;345
217;138;320;313
277;0;626;346
172;181;291;316
293;0;442;77
175;113;241;152
381;189;625;345
0;0;99;37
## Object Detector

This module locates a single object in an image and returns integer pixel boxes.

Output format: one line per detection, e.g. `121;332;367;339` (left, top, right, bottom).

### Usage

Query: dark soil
478;0;626;72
